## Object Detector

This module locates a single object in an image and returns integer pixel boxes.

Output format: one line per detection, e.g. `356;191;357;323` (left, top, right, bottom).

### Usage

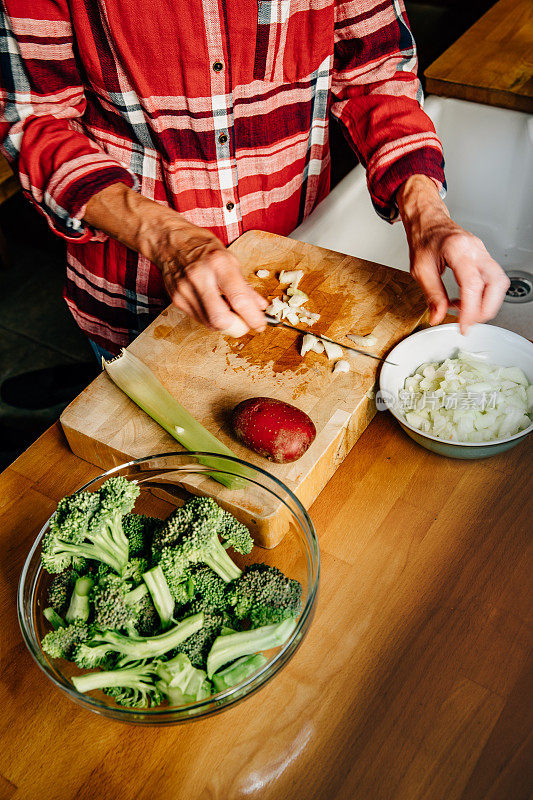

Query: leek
103;349;247;489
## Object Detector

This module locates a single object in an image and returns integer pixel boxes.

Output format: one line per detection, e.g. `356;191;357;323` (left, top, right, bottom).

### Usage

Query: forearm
83;182;192;264
397;174;450;244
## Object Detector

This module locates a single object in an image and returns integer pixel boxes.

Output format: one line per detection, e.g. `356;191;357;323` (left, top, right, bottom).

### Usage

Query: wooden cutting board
425;0;533;113
61;231;427;546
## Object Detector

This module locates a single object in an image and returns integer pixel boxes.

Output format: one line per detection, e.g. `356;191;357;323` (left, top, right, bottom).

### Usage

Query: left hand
397;175;510;333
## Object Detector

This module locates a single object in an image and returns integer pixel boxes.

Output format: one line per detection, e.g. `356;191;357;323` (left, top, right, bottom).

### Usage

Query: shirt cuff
367;140;446;223
30;154;139;243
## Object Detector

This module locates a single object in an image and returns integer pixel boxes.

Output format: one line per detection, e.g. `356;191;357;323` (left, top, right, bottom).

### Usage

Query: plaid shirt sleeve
0;3;137;242
331;0;446;221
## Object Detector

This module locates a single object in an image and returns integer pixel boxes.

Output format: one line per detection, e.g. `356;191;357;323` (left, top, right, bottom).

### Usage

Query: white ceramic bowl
379;323;533;459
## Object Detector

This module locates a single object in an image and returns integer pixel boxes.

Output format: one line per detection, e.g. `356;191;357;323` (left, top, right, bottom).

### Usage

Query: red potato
231;397;316;463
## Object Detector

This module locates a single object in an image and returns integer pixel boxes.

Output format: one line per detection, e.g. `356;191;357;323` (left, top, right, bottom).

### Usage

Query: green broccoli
226;563;302;627
42;620;91;660
121;557;149;586
47;569;78;614
72;663;162;708
122;513;162;558
155;653;211;705
65;575;93;624
175;606;225;669
92;574;136;632
153;497;253;587
212;653;267;692
206;617;297;677
43;607;66;630
41;476;139;575
74;612;204;668
143;564;176;629
189;565;228;611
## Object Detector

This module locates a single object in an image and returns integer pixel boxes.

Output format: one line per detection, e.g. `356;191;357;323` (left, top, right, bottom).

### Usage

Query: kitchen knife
264;314;398;365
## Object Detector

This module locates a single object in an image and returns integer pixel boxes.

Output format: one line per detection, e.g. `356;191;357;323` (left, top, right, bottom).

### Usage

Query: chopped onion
347;333;377;347
288;294;308;308
333;359;350;373
399;351;532;442
279;270;304;287
322;339;343;361
285;311;300;326
300;334;324;356
256;269;270;278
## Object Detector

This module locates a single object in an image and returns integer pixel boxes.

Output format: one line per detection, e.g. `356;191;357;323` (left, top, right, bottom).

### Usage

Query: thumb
411;253;449;325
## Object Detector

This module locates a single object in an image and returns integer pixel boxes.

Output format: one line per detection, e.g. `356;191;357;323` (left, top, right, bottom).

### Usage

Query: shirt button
212;61;223;72
218;133;228;145
226;201;235;211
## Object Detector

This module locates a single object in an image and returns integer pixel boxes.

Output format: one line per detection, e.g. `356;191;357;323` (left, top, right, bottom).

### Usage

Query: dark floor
0;0;496;471
0;196;97;470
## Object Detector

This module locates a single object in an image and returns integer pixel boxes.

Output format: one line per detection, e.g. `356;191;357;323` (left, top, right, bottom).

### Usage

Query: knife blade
264;314;398;366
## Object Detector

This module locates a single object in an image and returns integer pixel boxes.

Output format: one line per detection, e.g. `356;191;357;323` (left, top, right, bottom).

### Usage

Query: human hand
84;183;267;335
397;175;510;333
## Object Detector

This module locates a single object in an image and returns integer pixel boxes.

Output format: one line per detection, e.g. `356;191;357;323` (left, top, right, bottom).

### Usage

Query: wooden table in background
425;0;533;112
1;417;531;800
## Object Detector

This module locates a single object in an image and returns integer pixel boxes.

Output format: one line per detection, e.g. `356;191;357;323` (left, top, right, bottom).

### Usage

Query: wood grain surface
425;0;533;112
61;231;427;546
1;418;531;800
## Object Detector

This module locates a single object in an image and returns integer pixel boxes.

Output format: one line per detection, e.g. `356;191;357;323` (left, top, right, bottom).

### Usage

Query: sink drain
504;270;533;304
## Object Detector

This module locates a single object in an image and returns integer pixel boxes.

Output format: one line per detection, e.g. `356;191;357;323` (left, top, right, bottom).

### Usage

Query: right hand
84;183;267;335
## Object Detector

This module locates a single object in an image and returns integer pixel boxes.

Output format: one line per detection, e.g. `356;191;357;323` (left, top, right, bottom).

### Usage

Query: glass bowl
18;452;319;724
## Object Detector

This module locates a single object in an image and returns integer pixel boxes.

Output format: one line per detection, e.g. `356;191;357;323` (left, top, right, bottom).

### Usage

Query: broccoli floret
41;476;139;575
212;653;267;692
153;497;253;587
206;617;297;677
42;620;91;659
189;565;228;611
47;569;78;614
155;653;211;705
43;607;66;630
134;592;161;637
122;514;162;558
121;557;149;586
92;574;136;632
175;605;225;669
74;612;204;668
143;564;176;629
226;563;302;627
72;663;162;708
65;576;93;624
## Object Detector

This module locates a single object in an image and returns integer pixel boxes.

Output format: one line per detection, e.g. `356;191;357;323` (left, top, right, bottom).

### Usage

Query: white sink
291;97;532;338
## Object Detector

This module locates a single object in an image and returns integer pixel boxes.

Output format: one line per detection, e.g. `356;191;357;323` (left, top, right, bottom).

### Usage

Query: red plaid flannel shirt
0;0;445;353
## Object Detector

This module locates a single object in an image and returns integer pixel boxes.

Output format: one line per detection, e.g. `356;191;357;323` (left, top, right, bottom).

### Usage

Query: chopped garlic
279;269;304;287
333;359;350;374
256;269;270;278
347;333;377;347
322;339;343;361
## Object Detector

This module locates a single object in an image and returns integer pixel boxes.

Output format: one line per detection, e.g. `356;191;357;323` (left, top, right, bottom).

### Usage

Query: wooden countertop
1;419;531;800
425;0;533;112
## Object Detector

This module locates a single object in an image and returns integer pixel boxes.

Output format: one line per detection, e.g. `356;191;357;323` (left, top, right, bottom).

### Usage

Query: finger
171;293;201;325
479;263;510;321
411;253;449;325
449;265;484;334
253;291;269;311
177;281;210;327
188;264;248;332
217;260;267;332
